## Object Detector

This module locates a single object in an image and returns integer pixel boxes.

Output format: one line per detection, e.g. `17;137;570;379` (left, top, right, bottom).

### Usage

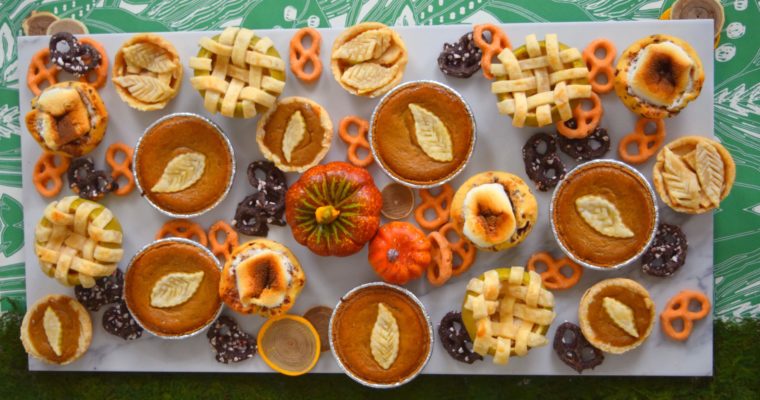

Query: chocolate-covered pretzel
75;269;123;312
207;315;256;364
556;126;611;161
437;32;483;78
49;32;102;75
67;157;117;200
522;132;566;191
438;311;483;364
233;161;288;236
642;223;688;277
553;322;604;373
103;300;143;340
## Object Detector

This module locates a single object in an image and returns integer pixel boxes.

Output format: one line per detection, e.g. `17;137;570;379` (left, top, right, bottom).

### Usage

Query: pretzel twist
156;219;208;247
556;92;603;139
414;184;454;231
582;39;616;94
526;251;583;290
427;231;453;286
660;290;710;341
338;115;373;167
208;220;239;263
32;152;71;197
27;38;109;96
438;222;476;276
473;24;511;80
289;28;322;83
618;118;666;164
105;142;135;196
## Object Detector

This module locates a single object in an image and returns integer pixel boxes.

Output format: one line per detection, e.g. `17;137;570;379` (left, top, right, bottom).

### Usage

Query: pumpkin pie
21;295;92;365
331;283;432;387
256;96;333;173
370;81;475;187
652;136;735;214
461;268;556;364
578;278;655;354
124;238;222;338
450;171;538;251
134;113;234;217
219;239;305;317
615;34;704;119
112;34;183;111
551;160;657;269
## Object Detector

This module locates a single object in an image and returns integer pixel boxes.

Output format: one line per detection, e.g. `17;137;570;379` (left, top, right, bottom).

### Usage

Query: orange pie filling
261;100;327;168
27;297;83;363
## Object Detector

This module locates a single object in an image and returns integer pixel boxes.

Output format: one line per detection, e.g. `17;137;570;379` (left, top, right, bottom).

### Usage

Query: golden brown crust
450;171;538;251
21;295;92;365
255;96;333;173
614;34;704;118
219;239;305;317
652;136;736;214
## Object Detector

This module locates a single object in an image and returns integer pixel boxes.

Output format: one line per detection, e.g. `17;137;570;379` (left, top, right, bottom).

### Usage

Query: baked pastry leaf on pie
21;294;92;365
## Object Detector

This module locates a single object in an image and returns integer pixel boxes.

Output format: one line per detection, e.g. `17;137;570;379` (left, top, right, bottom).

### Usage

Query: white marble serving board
18;20;714;376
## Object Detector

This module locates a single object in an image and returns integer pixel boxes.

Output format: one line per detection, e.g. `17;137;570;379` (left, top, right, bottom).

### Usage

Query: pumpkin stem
315;205;340;224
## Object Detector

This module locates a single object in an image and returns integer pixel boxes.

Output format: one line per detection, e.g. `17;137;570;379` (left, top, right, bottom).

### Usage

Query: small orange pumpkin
368;222;431;285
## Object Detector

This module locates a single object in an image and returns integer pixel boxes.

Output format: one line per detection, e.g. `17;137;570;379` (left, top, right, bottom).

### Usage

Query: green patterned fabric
0;0;758;318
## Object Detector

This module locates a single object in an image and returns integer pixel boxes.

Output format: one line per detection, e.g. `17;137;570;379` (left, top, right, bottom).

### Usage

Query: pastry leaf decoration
332;29;391;63
42;306;63;356
370;303;399;370
282;111;306;163
122;42;176;73
409;103;453;162
340;63;398;94
151;152;206;193
113;75;172;103
695;142;724;207
575;195;634;238
603;297;639;338
662;147;700;209
150;271;204;308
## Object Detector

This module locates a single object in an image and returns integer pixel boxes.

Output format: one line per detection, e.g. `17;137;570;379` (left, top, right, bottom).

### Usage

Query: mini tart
450;171;537;251
371;81;475;186
330;22;408;98
21;295;92;365
112;34;183;111
552;161;657;268
134;114;234;216
256;96;333;173
257;315;320;376
25;81;108;157
614;34;704;119
189;27;286;118
461;268;556;364
219;239;306;317
653;136;735;214
124;239;222;337
578;278;655;354
35;196;123;288
331;283;431;387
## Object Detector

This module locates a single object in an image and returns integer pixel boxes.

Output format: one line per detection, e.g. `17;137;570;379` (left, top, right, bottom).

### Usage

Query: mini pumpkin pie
450;171;538;251
370;81;475;187
578;278;655;354
614;34;704;119
330;22;408;97
35;196;123;288
490;33;591;127
189;27;286;118
219;239;305;317
21;295;92;365
551;160;657;269
331;283;432;387
112;34;182;111
134;114;234;216
256;96;333;173
124;238;222;337
25;81;108;157
461;268;556;364
653;136;735;214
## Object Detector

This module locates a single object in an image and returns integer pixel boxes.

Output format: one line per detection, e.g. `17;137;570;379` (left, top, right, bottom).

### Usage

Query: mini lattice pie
461;268;556;364
189;27;286;118
35;196;124;288
112;34;183;111
653;136;735;214
490;33;591;127
330;22;408;98
21;294;92;365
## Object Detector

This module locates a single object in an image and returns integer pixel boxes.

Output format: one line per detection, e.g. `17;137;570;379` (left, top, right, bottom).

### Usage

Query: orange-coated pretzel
473;24;511;80
414;184;454;231
32;152;71;197
618;118;666;164
338;116;373;167
660;290;711;341
27;38;109;95
438;222;476;277
427;231;453;286
156;219;208;247
208;220;239;263
289;27;322;84
556;92;603;139
582;39;616;94
105;142;134;196
526;251;583;290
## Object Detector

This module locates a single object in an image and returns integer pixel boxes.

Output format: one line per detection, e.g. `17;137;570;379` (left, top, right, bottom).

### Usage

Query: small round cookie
219;239;306;317
25;81;108;157
450;171;538;251
256;96;333;173
652;136;735;214
330;22;408;98
21;295;93;365
22;11;58;36
614;34;704;119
